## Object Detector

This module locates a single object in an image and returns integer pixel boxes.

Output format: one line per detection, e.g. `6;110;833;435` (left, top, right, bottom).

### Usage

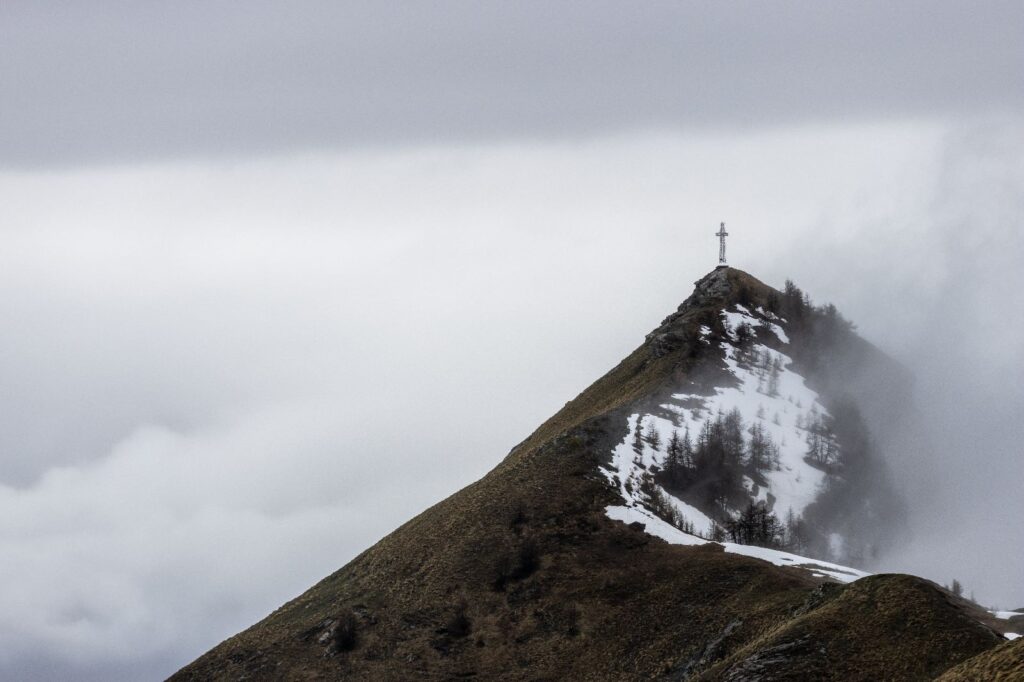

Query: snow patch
766;321;789;344
605;504;868;584
600;414;715;537
756;306;783;322
605;505;705;547
993;610;1024;619
670;306;830;520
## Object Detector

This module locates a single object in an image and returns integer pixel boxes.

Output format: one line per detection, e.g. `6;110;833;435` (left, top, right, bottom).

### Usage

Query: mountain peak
172;270;1014;681
647;266;776;358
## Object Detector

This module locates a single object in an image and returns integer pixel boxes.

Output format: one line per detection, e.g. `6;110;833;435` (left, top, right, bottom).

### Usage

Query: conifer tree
747;422;773;472
645;420;661;450
726;502;783;548
665;429;683;478
633;417;645;453
681;425;694;469
735;321;752;346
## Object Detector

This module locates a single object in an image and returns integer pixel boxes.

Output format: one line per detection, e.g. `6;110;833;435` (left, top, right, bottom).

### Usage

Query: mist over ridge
1;1;1021;674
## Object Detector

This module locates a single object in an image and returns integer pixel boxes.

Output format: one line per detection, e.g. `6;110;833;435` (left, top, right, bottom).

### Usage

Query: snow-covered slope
601;303;860;570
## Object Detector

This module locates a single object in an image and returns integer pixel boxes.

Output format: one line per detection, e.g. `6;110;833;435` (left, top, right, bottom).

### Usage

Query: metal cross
716;222;729;266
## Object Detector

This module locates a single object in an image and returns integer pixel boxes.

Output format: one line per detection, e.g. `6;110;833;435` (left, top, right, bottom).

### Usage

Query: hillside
172;268;1012;680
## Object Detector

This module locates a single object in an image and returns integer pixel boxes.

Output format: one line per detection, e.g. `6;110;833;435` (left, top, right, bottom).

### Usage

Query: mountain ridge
171;267;1017;680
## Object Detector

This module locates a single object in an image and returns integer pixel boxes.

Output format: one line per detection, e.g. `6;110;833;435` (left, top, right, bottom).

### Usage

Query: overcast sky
1;3;1023;680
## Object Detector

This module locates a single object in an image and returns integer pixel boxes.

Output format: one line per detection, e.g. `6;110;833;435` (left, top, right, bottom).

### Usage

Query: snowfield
692;305;828;520
601;305;832;522
600;304;870;581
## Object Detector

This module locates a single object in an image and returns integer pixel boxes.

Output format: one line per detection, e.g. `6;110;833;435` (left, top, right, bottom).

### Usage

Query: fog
2;121;1021;678
782;117;1024;605
1;3;1022;680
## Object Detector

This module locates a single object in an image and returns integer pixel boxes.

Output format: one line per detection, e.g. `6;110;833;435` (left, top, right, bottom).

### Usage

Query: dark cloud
2;1;1022;167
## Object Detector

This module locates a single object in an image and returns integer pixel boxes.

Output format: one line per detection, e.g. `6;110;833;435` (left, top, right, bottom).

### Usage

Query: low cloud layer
1;119;1022;679
2;2;1021;167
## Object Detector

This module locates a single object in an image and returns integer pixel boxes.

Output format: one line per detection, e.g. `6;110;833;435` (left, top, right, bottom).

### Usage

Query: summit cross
716;222;729;267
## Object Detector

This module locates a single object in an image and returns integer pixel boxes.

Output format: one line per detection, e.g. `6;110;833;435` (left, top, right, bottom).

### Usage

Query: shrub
333;612;359;652
446;600;472;638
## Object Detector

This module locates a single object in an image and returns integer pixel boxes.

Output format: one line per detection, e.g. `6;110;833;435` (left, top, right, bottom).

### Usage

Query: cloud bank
1;118;1022;678
2;1;1021;167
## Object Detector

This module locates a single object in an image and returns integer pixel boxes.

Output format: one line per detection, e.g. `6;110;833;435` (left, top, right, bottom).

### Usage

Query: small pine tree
823;436;839;469
734;321;752;346
633;417;645;453
747;422;774;472
726;502;783;548
645;421;662;450
665;429;683;478
681;425;694;469
806;428;823;465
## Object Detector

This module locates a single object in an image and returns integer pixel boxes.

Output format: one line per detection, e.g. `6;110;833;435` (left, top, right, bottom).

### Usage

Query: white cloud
1;119;1021;678
0;399;545;679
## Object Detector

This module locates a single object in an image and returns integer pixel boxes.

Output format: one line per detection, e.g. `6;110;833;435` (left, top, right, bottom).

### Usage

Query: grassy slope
936;637;1024;681
171;268;1003;681
697;574;1002;681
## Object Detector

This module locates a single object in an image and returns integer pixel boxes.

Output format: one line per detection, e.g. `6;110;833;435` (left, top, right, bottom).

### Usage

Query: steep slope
172;268;1007;681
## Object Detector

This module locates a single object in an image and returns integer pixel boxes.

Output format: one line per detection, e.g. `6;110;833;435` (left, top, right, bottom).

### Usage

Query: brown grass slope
695;574;1004;681
171;268;1002;681
936;637;1024;681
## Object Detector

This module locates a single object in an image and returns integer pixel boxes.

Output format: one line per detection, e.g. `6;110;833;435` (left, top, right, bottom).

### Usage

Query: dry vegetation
171;269;1010;681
